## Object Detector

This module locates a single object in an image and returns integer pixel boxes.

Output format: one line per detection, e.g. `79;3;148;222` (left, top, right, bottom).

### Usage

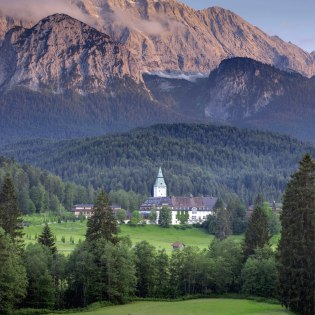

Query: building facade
140;167;218;225
71;204;122;218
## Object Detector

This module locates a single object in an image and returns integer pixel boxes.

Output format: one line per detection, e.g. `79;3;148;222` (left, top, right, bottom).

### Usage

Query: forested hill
0;156;94;214
2;124;314;204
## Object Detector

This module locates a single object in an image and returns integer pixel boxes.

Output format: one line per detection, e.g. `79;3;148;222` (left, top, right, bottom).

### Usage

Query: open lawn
23;219;280;254
47;299;294;315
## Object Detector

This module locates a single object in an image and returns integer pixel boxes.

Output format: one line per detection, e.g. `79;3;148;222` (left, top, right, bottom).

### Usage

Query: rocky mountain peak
204;57;314;122
0;13;137;93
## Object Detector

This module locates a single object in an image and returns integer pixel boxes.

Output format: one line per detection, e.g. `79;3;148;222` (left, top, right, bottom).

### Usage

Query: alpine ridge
0;13;136;93
0;0;314;78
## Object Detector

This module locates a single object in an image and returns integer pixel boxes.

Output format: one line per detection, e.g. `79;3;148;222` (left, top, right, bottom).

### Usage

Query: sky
179;0;315;53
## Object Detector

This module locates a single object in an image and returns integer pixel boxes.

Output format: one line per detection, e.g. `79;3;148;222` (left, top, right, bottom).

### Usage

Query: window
192;216;196;220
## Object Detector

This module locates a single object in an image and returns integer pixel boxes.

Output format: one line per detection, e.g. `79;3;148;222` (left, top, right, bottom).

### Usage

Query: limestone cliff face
203;58;315;122
0;14;134;93
79;0;314;77
0;0;314;79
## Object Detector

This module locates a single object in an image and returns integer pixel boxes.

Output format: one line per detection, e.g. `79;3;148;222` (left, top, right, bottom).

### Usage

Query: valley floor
47;299;294;315
23;220;280;254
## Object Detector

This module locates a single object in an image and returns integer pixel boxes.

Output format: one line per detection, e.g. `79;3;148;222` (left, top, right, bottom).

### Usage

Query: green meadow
23;219;279;254
47;299;294;315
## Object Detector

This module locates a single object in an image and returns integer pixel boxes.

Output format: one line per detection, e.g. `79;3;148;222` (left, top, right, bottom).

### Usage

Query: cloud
0;0;93;26
111;8;166;36
145;71;209;82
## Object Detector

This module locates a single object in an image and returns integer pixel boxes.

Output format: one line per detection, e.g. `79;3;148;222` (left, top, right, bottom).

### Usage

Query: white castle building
140;167;218;225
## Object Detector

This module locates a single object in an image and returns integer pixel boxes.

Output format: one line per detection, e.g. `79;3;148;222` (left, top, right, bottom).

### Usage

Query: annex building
140;167;218;225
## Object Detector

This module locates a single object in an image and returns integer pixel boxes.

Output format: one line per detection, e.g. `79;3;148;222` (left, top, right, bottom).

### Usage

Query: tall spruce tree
215;207;232;240
0;174;23;243
38;223;57;254
278;154;315;315
86;190;118;243
243;194;269;260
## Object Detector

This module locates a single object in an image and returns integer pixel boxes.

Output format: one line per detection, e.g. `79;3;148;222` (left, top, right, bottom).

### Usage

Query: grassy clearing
23;219;280;255
47;299;294;315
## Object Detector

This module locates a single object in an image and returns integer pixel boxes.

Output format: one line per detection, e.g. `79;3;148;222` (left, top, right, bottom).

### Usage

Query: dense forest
2;124;314;204
0;156;95;214
0;157;146;214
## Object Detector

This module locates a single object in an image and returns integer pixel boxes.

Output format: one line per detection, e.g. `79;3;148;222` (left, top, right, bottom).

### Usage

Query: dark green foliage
169;246;214;296
23;244;56;309
0;228;27;314
158;206;172;228
241;247;278;298
109;189;145;212
64;241;95;307
154;250;170;297
3;124;314;205
278;154;315;315
0;157;94;214
209;238;243;293
0;76;177;146
215;207;232;240
227;197;247;235
243;197;270;260
38;223;57;254
0;173;23;243
133;241;157;297
86;190;118;243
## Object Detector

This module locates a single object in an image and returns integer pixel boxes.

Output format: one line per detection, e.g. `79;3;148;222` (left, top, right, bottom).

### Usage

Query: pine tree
0;228;27;314
86;190;118;243
0;174;23;243
243;195;269;260
215;207;232;240
278;154;315;315
38;223;57;254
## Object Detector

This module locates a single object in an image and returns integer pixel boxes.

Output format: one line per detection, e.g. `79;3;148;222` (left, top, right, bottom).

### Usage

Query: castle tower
153;167;167;197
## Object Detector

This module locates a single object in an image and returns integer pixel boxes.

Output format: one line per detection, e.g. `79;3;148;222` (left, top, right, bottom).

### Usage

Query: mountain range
0;0;314;144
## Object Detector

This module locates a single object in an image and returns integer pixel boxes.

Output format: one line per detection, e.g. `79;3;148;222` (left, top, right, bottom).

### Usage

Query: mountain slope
0;0;314;78
144;58;315;142
1;124;314;204
0;13;136;93
0;13;188;144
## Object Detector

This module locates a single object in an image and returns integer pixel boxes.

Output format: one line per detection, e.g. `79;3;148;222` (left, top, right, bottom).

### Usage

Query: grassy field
47;299;294;315
23;219;280;255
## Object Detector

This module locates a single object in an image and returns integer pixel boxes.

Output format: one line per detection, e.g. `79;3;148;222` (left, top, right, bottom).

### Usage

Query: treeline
3;124;315;204
0;157;146;214
0;156;95;214
1;154;314;315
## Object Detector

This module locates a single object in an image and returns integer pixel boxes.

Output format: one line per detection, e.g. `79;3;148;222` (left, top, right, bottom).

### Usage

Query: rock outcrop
0;0;314;78
0;13;135;93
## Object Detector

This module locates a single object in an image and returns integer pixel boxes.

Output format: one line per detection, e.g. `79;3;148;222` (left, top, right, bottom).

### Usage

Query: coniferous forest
2;124;314;205
0;154;314;315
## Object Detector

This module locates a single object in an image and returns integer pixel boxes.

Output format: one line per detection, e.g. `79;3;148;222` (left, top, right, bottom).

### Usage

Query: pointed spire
153;166;167;197
157;166;164;178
